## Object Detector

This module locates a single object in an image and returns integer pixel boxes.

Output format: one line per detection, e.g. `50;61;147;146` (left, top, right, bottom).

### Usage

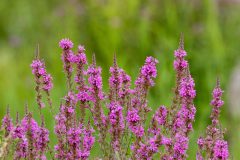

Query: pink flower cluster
1;111;49;160
127;108;144;138
173;40;188;72
31;57;53;109
31;60;53;92
55;123;95;159
1;108;14;137
135;56;158;87
197;80;229;160
0;36;229;160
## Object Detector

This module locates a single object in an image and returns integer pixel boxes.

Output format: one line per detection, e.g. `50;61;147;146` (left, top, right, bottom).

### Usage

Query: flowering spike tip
113;53;117;68
35;43;40;59
92;54;96;66
179;33;184;50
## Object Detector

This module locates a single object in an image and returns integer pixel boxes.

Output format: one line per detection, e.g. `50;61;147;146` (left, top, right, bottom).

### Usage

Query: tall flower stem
31;44;53;113
87;54;108;156
59;38;74;91
197;79;229;160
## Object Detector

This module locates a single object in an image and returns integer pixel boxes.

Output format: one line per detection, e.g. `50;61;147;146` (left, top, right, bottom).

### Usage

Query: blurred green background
0;0;240;159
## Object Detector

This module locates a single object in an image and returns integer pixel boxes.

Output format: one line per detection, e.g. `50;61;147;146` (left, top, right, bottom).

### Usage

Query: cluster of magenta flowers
30;45;53;109
0;35;229;160
1;109;49;160
197;80;229;160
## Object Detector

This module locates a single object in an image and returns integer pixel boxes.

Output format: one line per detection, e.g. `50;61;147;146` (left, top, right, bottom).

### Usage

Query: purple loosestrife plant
31;46;53;110
1;107;14;138
130;56;158;159
22;113;39;159
59;38;74;90
35;118;49;160
10;109;49;160
160;35;197;160
86;55;108;154
108;55;125;157
74;45;89;123
170;71;196;159
0;35;230;160
169;34;188;124
197;79;229;160
54;104;67;159
80;122;95;159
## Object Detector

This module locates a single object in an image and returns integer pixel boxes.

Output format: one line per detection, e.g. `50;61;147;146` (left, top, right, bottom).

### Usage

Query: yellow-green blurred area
0;0;240;159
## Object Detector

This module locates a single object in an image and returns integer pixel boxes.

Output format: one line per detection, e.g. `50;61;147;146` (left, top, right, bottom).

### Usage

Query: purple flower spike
31;47;53;109
173;133;189;159
13;113;50;160
211;84;224;108
67;127;81;146
1;107;14;137
136;56;158;87
154;106;168;126
213;140;229;160
31;60;45;75
59;38;73;50
127;108;144;137
42;74;53;91
197;79;229;159
86;54;107;152
109;102;124;151
14;136;28;159
210;79;224;126
72;45;87;64
173;34;188;72
59;38;74;89
81;124;95;159
35;119;49;159
179;76;196;99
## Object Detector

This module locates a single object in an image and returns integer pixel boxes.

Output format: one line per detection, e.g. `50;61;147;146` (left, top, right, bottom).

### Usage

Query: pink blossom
1;109;13;137
173;133;189;158
153;106;168;125
213;140;229;160
59;38;73;50
42;74;53;91
127;108;145;137
14;136;28;159
135;56;158;87
67;127;81;146
179;76;196;99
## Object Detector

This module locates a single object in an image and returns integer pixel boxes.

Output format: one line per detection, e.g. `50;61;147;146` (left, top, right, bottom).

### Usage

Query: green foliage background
0;0;240;159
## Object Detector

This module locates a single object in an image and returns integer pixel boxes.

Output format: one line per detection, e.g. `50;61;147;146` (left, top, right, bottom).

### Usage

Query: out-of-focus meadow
0;0;240;159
